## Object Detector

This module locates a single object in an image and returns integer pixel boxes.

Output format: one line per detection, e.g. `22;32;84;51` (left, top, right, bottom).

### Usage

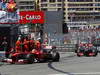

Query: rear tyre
10;56;17;64
26;54;35;64
93;52;98;57
77;53;81;57
9;54;17;64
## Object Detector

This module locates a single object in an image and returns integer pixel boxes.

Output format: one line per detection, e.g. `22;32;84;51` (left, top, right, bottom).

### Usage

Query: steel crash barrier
56;44;77;52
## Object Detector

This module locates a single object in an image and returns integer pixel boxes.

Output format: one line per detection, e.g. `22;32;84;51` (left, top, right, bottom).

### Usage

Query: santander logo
20;15;41;20
19;11;44;24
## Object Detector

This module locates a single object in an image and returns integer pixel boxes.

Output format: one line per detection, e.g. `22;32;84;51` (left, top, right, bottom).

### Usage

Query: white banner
0;10;19;23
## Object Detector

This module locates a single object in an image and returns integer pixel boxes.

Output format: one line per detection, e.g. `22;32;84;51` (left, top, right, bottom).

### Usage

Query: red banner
19;11;44;24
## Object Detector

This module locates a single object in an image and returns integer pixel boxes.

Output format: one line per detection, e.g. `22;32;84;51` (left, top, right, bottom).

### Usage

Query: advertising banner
0;1;44;24
0;0;19;24
0;10;19;24
19;11;44;24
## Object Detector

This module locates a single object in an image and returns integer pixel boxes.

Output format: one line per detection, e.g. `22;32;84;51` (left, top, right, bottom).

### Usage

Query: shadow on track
48;61;74;75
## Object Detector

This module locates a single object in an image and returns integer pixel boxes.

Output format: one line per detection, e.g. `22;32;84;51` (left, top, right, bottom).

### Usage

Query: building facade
16;0;35;11
39;0;62;11
39;0;100;25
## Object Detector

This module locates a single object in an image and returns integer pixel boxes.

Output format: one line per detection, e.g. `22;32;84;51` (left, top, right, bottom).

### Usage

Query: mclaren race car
76;43;98;57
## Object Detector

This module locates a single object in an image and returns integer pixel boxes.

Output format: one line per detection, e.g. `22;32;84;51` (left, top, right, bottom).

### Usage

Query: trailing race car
2;46;60;64
76;43;98;57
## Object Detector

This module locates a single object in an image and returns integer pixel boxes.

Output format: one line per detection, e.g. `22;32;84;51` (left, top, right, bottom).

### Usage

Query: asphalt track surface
0;52;100;75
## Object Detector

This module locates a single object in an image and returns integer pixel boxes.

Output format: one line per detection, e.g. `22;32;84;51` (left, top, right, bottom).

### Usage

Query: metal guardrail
56;44;76;52
44;29;100;52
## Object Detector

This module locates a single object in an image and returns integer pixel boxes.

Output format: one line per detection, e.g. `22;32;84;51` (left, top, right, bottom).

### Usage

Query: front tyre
52;52;60;62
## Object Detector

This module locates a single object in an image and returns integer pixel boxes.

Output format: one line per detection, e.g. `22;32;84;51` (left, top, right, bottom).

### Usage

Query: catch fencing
44;29;100;52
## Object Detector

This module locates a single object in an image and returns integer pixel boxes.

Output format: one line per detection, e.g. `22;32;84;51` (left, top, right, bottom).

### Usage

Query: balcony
68;0;93;2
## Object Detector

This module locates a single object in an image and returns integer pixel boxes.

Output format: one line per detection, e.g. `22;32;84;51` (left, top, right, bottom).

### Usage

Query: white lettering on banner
20;15;41;20
0;10;18;23
20;16;23;20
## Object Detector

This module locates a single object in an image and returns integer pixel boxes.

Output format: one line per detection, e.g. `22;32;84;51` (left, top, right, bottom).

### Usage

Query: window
95;8;100;10
41;8;47;11
95;0;100;2
49;0;56;2
95;3;100;6
57;0;61;2
41;0;47;2
20;6;25;9
58;8;62;11
30;6;34;9
68;0;92;2
58;4;62;7
41;4;47;7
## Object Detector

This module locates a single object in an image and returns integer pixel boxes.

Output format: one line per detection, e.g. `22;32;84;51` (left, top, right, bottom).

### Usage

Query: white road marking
48;74;68;75
49;72;100;75
72;72;100;74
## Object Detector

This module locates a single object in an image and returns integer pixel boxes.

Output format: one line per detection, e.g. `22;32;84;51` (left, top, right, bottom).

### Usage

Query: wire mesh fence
43;29;100;52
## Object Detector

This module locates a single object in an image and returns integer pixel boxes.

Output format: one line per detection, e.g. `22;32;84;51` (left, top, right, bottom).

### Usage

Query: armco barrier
56;44;77;52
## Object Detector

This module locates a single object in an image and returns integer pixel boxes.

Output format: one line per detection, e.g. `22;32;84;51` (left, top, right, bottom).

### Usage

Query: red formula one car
2;46;60;64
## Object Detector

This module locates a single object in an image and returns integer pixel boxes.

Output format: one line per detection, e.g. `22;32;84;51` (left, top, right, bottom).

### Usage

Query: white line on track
49;72;100;75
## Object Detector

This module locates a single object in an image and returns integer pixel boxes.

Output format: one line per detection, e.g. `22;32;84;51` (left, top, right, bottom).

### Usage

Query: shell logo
7;2;16;12
11;5;14;9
